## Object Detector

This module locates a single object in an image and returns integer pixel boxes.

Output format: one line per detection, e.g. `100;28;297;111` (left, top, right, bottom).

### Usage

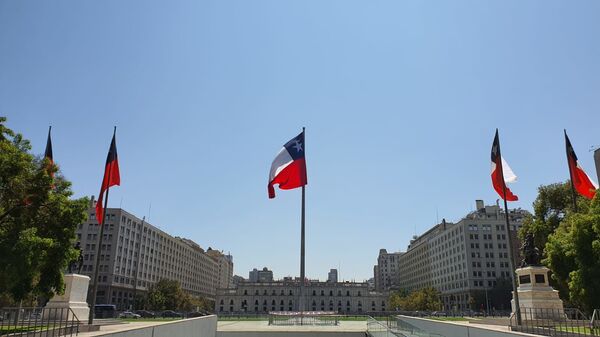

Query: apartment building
76;200;232;309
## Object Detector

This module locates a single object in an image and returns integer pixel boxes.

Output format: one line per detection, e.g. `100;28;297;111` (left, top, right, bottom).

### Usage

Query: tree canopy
545;193;600;313
142;279;197;311
0;117;88;302
519;182;590;256
389;287;441;311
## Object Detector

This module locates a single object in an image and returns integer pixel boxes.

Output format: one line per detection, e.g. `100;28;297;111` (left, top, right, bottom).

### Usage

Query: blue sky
1;1;599;281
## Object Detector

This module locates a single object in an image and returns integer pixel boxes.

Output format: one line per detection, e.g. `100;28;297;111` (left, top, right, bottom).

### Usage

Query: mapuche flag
491;130;518;201
96;131;120;222
268;131;307;199
565;131;597;199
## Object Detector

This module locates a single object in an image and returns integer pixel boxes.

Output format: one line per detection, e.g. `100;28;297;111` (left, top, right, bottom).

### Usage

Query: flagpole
564;130;579;213
89;127;116;325
496;130;522;326
299;127;306;321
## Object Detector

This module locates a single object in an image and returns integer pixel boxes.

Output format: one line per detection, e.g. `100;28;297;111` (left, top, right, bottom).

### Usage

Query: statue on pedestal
520;233;541;267
68;242;83;274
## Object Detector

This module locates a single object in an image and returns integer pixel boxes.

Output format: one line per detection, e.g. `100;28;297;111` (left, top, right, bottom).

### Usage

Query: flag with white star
268;131;307;199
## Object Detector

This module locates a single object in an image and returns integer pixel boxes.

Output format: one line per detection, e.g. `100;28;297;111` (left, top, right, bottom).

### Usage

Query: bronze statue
68;242;84;274
521;233;541;267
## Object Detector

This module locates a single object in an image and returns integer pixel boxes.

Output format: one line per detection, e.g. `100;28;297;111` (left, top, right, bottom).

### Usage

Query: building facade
215;280;388;313
327;269;338;283
76;201;232;309
387;200;528;311
249;267;274;283
373;249;404;291
206;249;234;289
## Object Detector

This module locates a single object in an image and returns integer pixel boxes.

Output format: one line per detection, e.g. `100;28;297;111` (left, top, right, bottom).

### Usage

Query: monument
44;243;91;321
511;233;565;320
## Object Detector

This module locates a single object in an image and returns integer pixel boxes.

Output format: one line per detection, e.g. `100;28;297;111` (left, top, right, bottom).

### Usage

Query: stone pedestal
44;274;90;322
511;266;565;320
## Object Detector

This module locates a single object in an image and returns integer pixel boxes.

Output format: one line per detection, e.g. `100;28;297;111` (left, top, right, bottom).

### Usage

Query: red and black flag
96;129;120;223
565;130;597;199
44;126;55;178
490;129;518;201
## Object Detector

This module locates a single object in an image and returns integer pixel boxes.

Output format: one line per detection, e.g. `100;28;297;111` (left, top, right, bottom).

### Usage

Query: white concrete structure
511;266;564;319
44;274;90;321
78;315;217;337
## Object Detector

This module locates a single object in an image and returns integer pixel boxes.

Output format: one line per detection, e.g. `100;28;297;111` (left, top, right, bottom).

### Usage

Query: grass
555;326;597;335
119;317;182;322
217;316;268;321
0;326;49;334
427;317;469;321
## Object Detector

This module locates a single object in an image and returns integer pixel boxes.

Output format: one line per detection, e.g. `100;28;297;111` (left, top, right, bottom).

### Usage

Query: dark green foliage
545;194;600;314
389;287;442;311
0;117;88;301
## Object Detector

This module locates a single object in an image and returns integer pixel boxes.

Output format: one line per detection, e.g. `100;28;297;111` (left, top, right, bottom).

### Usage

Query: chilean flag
268;131;307;199
96;130;120;222
491;130;518;201
565;131;597;199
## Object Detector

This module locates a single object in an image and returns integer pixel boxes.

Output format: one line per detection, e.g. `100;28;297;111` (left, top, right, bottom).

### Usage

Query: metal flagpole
89;127;116;325
496;130;522;326
299;127;306;323
564;130;579;213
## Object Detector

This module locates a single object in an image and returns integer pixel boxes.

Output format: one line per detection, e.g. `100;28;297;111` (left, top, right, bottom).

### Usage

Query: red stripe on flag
268;158;307;199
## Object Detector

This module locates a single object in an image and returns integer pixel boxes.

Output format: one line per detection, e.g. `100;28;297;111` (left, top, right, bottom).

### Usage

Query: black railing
0;307;80;337
510;307;600;336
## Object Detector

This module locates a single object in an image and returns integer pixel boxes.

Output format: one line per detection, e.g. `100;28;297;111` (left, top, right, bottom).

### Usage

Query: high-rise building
206;248;234;289
248;267;273;283
76;200;232;309
327;269;338;283
373;249;403;291
394;200;528;310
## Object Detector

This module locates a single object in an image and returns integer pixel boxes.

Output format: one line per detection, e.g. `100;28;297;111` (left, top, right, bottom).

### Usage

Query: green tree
545;193;600;313
389;287;441;311
0;117;88;302
519;182;590;255
145;279;193;311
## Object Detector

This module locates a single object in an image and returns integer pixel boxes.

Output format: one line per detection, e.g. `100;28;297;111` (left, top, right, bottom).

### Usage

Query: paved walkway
217;320;367;332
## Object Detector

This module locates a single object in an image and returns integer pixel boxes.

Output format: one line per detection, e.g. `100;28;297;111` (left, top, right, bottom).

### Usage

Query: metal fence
0;307;80;337
268;312;339;326
510;308;600;336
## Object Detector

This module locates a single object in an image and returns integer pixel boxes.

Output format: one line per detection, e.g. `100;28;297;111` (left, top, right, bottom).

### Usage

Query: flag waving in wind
96;130;120;222
44;126;54;178
268;131;307;199
491;130;518;201
565;131;597;199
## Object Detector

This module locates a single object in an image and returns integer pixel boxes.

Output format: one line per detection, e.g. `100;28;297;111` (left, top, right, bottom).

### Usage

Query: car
134;310;155;318
431;311;447;317
187;311;208;318
161;310;182;318
119;311;141;319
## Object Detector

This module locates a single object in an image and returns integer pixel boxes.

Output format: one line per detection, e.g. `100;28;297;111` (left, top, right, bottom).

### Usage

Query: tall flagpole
496;130;522;326
299;127;306;318
89;127;116;325
564;130;579;212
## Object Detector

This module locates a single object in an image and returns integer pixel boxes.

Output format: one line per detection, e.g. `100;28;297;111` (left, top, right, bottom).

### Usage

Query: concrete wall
397;316;535;337
217;332;363;337
96;316;217;337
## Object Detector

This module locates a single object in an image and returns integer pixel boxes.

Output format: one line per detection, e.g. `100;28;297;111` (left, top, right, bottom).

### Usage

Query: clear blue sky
1;1;599;282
